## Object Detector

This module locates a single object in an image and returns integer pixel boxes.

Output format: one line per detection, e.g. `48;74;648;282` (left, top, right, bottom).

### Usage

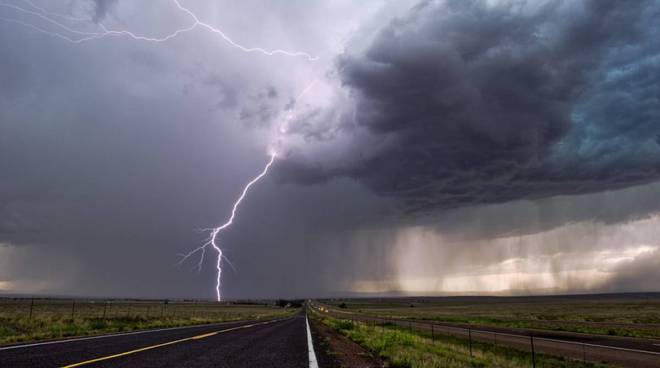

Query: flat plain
316;294;660;367
0;298;295;345
324;293;660;339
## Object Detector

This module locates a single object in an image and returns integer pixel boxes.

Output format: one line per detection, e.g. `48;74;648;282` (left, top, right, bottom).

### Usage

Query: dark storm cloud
239;86;282;128
0;0;389;299
414;181;660;242
91;0;117;22
2;0;659;299
285;0;660;211
0;1;296;298
602;249;660;293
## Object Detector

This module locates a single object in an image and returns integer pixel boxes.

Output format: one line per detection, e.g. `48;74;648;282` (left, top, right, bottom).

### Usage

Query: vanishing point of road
0;311;319;368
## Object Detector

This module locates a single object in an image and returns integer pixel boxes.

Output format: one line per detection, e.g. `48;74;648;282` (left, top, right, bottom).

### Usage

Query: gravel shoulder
309;317;384;368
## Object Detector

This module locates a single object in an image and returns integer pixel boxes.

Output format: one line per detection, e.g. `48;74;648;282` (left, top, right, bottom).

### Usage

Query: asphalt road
0;314;312;367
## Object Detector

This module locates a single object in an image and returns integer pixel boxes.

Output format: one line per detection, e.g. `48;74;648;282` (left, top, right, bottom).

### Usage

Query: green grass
327;295;660;339
318;314;610;368
0;299;296;345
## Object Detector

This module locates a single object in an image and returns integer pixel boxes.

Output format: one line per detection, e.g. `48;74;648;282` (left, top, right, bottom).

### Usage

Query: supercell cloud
282;0;660;211
1;0;660;299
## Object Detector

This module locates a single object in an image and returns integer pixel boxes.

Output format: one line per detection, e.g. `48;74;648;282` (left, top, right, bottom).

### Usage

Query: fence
312;303;660;368
0;298;279;321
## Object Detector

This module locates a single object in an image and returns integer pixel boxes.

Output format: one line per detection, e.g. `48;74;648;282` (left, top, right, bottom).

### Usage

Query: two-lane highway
0;313;315;367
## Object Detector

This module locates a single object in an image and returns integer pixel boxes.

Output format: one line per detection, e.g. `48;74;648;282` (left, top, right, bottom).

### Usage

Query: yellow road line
191;331;218;340
61;320;278;368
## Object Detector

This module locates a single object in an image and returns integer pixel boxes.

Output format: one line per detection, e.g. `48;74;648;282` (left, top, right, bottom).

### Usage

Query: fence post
531;334;536;368
468;328;473;357
29;298;34;320
582;343;586;363
431;324;435;343
161;301;166;317
103;301;108;319
71;300;76;320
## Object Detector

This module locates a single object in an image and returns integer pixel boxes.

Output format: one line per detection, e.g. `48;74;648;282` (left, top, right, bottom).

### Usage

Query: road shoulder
309;317;384;368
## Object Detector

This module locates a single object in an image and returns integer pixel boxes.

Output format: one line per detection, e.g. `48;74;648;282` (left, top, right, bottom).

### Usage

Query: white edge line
0;318;286;351
306;312;319;368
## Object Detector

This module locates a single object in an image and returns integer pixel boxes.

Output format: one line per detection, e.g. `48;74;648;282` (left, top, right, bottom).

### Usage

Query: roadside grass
329;297;660;339
414;317;657;340
317;315;610;368
0;301;296;345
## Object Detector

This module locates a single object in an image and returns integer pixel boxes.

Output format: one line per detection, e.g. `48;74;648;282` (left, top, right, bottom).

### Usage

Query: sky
1;0;659;300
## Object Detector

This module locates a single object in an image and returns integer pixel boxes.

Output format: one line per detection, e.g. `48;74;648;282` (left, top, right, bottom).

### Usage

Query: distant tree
275;299;303;308
339;302;348;309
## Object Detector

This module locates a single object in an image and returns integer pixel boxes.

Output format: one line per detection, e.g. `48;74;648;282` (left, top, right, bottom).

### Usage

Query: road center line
60;319;282;368
306;313;319;368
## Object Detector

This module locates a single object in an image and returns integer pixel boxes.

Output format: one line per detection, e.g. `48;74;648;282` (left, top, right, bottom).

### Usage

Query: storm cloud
1;0;660;299
91;0;117;22
283;0;660;211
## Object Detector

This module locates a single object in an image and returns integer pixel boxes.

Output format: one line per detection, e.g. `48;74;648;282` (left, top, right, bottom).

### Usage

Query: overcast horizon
1;0;660;300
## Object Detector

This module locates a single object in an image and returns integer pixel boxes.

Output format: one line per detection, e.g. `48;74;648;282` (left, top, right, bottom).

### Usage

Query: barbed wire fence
0;298;281;321
310;303;660;368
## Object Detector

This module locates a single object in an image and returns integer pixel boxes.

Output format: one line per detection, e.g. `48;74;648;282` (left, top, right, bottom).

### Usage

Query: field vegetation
315;313;610;368
325;294;660;339
0;298;297;345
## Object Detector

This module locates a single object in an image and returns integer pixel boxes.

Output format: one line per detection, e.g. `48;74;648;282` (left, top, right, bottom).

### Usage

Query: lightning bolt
1;0;319;301
181;75;317;300
179;153;277;301
0;0;318;60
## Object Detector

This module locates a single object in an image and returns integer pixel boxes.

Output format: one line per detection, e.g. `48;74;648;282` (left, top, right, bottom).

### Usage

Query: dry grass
318;314;610;368
327;294;660;338
0;298;296;345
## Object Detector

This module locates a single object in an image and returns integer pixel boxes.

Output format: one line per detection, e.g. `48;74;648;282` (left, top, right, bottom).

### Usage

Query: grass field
325;294;660;339
0;298;297;345
315;314;609;368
